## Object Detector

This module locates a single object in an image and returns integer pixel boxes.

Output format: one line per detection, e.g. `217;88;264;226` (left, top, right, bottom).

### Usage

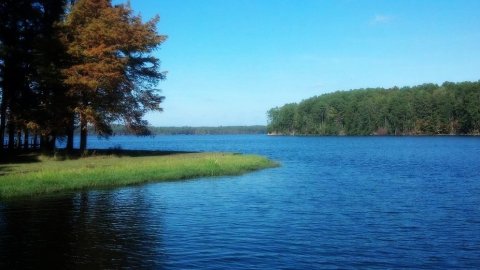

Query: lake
1;135;480;269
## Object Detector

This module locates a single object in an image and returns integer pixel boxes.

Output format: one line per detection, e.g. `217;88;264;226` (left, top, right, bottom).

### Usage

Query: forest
267;81;480;136
0;0;165;154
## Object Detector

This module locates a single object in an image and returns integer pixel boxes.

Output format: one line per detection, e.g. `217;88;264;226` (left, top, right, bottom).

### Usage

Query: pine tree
0;0;68;154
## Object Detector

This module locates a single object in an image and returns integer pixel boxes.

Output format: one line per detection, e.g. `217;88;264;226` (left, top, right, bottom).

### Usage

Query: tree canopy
268;81;480;136
63;0;166;150
0;0;166;155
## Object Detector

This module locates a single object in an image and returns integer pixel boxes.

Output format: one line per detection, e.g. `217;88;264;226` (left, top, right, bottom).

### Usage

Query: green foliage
267;81;480;135
0;152;278;199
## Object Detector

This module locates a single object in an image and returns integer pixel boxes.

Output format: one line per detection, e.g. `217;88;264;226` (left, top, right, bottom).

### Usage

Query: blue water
1;135;480;269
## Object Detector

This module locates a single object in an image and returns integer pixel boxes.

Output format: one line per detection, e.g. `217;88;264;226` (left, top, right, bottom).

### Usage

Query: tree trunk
33;133;38;150
80;113;87;152
0;92;6;153
66;114;74;153
7;119;15;152
48;134;56;152
24;129;29;150
40;135;46;152
40;134;56;153
16;130;21;149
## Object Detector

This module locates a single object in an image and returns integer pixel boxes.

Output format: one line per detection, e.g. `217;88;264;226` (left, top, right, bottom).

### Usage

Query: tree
0;0;38;153
0;0;68;154
63;0;166;151
30;0;69;152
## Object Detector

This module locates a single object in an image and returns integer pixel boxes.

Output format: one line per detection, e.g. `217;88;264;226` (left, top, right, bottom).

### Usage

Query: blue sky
115;0;480;126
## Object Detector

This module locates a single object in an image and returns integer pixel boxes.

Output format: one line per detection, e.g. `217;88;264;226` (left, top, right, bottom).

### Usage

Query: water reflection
0;188;166;269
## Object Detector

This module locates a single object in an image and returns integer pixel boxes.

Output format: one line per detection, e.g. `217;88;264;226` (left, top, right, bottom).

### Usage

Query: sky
114;0;480;127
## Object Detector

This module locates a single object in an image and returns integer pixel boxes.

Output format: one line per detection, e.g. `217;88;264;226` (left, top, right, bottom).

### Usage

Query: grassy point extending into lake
0;150;278;199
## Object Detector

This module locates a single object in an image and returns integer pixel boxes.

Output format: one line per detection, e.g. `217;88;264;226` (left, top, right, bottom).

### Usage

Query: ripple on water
1;135;480;269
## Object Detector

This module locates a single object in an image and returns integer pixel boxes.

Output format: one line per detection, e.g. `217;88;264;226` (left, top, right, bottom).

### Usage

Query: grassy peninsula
0;150;278;199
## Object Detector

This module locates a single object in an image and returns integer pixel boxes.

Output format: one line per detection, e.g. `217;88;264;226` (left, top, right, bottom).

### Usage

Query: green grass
0;151;278;199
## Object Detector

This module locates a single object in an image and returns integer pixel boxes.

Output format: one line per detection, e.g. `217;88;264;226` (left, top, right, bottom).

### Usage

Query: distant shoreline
267;132;480;136
79;125;268;136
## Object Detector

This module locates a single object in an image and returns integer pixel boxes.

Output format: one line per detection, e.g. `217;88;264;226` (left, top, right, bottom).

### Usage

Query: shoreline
0;150;278;200
267;133;480;137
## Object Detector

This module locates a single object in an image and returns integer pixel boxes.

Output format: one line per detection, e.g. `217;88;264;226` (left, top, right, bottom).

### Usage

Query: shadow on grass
1;148;197;164
0;151;42;164
0;148;197;176
45;148;199;161
0;151;42;175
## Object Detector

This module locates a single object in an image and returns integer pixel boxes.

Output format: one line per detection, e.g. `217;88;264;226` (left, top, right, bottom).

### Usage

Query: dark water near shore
1;135;480;269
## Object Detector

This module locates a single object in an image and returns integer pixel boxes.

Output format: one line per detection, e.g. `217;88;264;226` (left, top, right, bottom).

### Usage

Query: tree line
0;0;165;155
267;81;480;135
106;125;267;135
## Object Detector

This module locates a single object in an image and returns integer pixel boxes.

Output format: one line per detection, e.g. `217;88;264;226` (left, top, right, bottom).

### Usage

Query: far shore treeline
0;0;165;155
268;81;480;136
106;125;267;135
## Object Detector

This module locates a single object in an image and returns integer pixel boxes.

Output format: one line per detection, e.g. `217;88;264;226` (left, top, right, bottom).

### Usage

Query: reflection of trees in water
0;188;166;269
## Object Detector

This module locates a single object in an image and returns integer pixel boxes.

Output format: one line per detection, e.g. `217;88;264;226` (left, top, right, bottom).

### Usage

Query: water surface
1;135;480;269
